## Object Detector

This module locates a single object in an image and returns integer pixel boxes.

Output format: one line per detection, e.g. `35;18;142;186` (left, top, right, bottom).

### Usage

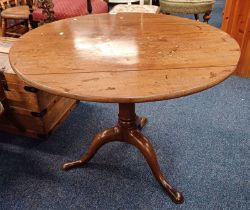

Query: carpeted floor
0;1;249;210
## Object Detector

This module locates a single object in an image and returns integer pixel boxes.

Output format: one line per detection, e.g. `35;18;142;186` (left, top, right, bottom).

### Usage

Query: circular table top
9;13;240;103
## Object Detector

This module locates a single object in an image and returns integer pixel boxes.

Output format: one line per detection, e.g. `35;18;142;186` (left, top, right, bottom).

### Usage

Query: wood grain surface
9;13;240;103
221;0;250;77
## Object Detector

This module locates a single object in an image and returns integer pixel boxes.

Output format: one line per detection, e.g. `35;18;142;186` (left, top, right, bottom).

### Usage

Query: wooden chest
0;37;78;138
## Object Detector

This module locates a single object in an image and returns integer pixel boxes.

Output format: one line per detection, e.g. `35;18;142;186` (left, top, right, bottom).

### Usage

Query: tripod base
62;103;184;204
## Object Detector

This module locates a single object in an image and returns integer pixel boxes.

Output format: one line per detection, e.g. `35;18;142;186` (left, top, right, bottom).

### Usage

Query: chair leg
1;18;7;37
24;19;29;32
194;14;199;21
153;0;160;6
203;11;211;23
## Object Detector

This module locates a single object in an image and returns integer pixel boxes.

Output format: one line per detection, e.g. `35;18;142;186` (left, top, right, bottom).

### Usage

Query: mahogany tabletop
9;13;240;103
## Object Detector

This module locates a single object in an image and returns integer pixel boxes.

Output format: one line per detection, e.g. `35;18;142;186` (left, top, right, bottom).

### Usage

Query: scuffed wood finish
221;0;250;77
9;13;240;103
8;13;241;203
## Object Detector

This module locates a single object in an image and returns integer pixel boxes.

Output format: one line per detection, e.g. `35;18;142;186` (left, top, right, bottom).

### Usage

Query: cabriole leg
203;11;212;23
62;103;183;204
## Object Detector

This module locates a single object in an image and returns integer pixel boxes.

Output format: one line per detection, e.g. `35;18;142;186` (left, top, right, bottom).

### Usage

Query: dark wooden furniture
221;0;250;77
9;13;240;203
0;37;78;138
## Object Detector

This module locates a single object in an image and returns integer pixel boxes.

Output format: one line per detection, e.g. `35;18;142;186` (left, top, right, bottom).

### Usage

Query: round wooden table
9;13;240;204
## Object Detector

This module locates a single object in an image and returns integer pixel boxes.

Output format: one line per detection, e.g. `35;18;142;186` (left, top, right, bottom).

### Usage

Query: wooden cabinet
221;0;250;77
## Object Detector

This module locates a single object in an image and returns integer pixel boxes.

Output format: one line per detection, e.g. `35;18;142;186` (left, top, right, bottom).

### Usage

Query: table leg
62;103;184;204
136;115;148;130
